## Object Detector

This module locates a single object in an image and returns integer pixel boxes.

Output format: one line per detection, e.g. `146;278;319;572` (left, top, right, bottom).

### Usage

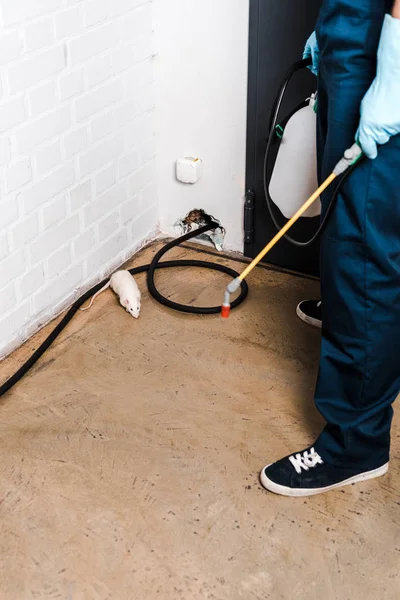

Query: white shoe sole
260;463;389;497
296;303;322;329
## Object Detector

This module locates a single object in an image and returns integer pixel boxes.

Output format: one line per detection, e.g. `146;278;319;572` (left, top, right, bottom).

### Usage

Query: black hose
264;59;365;246
0;223;248;398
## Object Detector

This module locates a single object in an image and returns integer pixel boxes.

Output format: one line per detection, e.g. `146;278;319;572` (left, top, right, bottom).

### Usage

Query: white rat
81;270;141;318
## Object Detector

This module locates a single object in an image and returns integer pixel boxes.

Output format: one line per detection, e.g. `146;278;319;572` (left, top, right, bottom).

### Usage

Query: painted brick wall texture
0;0;158;357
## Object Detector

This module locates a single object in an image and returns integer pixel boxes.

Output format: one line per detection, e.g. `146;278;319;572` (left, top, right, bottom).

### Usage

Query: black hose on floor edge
0;223;248;398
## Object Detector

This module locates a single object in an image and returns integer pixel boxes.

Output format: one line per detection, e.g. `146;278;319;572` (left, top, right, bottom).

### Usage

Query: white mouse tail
80;281;111;311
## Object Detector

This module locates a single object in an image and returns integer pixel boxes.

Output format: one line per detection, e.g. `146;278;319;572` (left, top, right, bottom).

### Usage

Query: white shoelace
289;448;324;475
317;301;322;308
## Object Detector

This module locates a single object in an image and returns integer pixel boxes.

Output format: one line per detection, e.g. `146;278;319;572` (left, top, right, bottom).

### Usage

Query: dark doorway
244;0;322;275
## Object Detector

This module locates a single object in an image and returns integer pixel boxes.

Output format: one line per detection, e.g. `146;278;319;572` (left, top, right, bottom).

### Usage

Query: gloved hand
356;15;400;159
303;31;319;77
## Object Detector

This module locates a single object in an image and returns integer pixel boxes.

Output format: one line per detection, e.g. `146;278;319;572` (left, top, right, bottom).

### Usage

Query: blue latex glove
356;15;400;159
303;31;319;77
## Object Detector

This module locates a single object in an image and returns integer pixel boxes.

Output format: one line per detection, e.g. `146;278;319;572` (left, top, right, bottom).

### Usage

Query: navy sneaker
260;447;388;497
296;299;322;329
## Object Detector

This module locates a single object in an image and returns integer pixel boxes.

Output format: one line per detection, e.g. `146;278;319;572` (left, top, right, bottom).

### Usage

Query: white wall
0;0;251;358
0;0;158;358
154;0;249;251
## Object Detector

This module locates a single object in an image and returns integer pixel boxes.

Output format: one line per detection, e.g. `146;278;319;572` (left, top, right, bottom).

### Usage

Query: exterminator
260;0;400;496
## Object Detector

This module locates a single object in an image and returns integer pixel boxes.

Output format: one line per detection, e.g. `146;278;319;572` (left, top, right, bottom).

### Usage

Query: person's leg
314;125;400;471
314;0;399;470
261;0;399;495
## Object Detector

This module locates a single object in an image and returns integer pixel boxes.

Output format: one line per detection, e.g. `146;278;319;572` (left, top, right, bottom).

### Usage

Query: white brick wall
0;0;158;358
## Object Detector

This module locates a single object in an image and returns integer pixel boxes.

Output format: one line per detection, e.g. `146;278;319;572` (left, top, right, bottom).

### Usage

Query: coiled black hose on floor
0;223;248;398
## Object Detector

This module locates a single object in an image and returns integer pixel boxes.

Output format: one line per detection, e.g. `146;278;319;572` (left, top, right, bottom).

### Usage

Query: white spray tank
268;93;320;219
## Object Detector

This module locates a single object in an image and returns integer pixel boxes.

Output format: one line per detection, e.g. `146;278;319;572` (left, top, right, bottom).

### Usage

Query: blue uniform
314;0;400;469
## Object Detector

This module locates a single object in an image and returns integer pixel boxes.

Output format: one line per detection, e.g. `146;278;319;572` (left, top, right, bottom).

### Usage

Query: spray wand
221;143;363;318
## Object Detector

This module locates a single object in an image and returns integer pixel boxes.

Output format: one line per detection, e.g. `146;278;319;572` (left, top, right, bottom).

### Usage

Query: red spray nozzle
221;278;241;319
221;304;231;319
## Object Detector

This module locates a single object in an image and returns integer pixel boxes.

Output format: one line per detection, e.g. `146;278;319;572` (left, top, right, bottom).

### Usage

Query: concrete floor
0;242;399;600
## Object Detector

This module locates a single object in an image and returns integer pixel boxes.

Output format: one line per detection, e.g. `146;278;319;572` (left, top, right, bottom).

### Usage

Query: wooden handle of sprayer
239;172;337;281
